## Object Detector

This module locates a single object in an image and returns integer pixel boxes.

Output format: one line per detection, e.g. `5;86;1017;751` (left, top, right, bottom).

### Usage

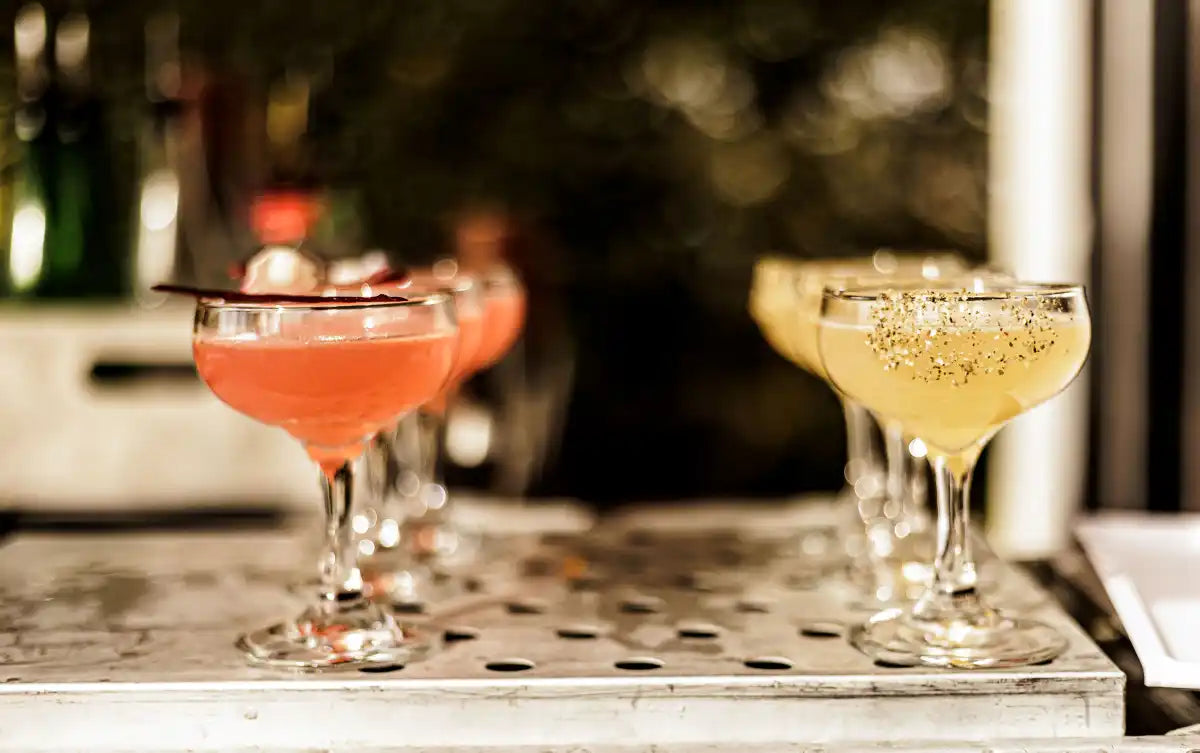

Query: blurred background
0;0;1181;558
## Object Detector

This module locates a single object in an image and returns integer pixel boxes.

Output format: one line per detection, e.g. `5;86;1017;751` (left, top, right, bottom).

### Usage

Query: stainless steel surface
0;498;1124;751
24;741;1198;753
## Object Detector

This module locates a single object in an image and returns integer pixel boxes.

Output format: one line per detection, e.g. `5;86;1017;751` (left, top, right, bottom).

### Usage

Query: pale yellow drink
818;291;1091;455
749;255;966;381
748;257;820;375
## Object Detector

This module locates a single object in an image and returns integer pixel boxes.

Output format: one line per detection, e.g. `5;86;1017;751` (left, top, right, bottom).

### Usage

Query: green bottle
41;10;126;299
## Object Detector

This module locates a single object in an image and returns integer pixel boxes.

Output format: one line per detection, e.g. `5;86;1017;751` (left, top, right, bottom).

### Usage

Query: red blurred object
454;208;513;274
250;191;323;244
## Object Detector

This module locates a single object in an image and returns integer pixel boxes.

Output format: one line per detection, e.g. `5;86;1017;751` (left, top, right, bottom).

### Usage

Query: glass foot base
842;556;1048;612
237;598;438;670
849;606;1067;669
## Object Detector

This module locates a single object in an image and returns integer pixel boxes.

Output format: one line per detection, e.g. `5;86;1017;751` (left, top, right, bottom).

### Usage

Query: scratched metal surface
0;498;1125;752
23;742;1200;753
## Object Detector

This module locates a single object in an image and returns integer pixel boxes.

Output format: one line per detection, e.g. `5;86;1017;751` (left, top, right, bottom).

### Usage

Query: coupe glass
818;281;1090;667
192;292;457;668
749;251;966;589
399;263;526;568
355;269;486;600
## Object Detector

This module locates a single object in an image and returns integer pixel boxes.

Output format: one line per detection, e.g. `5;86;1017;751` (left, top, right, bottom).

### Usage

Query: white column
1096;0;1154;510
986;0;1094;558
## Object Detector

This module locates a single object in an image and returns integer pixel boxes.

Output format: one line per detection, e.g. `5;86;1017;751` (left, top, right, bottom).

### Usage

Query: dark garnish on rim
150;284;412;305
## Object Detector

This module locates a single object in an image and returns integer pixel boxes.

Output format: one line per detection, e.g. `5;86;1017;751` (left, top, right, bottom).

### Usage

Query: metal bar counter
0;498;1128;751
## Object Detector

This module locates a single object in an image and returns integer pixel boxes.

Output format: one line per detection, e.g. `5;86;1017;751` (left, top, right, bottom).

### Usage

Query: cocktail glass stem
364;426;421;551
319;460;363;603
913;451;981;619
883;424;908;518
238;450;438;669
842;399;880;490
383;408;448;530
837;399;884;565
363;433;394;536
404;406;479;569
846;421;932;606
358;425;424;600
415;409;446;517
849;442;1066;668
360;407;464;602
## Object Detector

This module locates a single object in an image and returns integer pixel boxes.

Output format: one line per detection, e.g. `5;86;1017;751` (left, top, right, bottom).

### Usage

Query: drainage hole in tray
486;659;536;672
618;597;663;615
358;663;405;674
799;621;844;638
462;577;486;593
506;600;548;615
615;657;664;671
556;624;601;640
873;659;912;669
676;622;720;639
744;657;793;671
443;626;480;643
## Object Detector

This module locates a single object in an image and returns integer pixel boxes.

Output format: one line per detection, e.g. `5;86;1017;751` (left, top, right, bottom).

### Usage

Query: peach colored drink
472;288;526;371
362;274;485;412
447;305;484;385
194;333;456;471
398;274;485;395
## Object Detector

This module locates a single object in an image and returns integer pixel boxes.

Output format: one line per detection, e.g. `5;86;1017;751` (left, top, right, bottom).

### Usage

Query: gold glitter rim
824;282;1084;303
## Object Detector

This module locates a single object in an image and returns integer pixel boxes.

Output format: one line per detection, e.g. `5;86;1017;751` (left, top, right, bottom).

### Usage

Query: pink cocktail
445;295;486;394
195;334;456;472
320;270;486;413
472;278;526;372
396;264;526;573
192;292;457;669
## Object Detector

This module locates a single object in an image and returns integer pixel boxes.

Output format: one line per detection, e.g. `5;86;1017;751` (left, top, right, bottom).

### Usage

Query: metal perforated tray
0;497;1124;751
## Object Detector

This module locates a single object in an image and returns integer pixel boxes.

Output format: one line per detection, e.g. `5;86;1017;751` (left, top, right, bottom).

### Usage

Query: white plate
1076;513;1200;687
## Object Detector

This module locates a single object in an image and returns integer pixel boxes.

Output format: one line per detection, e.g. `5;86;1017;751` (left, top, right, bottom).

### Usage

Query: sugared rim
823;281;1085;303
